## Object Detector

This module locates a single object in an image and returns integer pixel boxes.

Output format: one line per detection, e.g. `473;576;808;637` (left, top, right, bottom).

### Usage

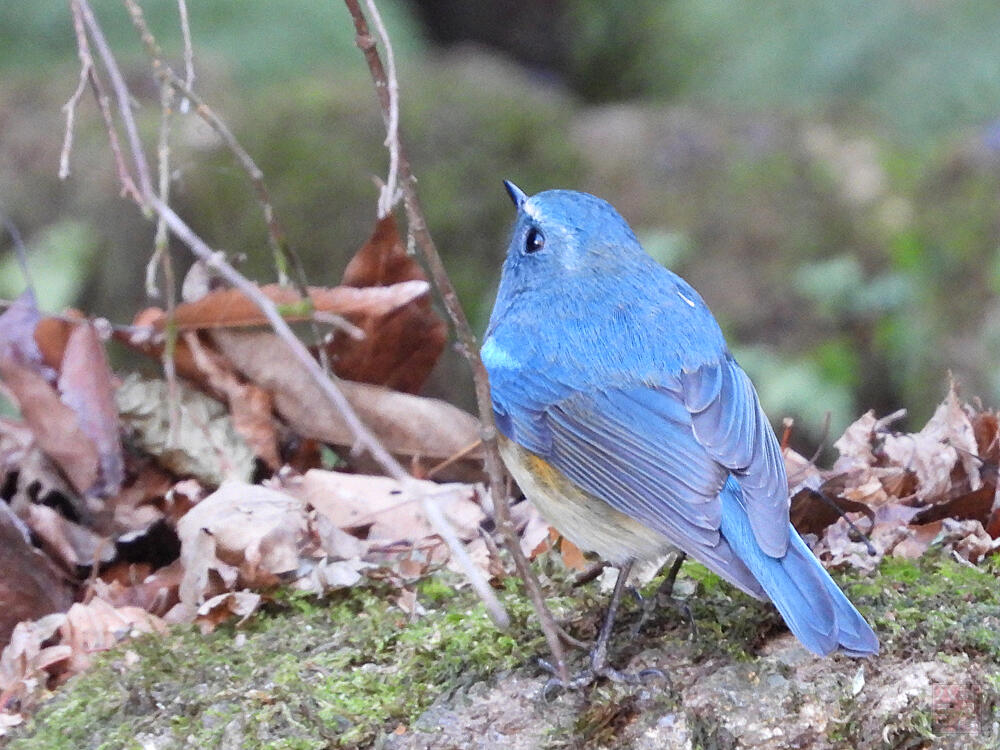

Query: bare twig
76;0;154;201
176;0;195;113
69;0;508;628
343;0;568;680
363;0;401;218
63;2;141;202
123;0;334;374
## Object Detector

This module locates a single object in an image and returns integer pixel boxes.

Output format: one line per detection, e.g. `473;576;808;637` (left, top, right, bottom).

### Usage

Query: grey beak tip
503;179;527;208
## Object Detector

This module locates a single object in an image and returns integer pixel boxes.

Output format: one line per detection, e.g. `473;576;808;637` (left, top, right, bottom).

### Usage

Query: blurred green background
2;0;999;451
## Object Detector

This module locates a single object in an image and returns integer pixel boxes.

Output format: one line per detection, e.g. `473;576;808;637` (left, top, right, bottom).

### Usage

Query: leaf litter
2;215;999;735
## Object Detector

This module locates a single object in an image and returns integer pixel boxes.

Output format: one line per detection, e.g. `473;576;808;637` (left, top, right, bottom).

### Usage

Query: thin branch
123;0;333;374
363;0;401;218
76;0;154;202
64;2;141;202
176;0;195;113
343;0;568;680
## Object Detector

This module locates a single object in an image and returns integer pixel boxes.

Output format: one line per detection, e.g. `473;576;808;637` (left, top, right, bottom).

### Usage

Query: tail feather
719;478;878;656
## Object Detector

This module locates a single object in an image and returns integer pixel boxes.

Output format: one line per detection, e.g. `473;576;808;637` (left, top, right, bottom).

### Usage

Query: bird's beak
503;179;527;209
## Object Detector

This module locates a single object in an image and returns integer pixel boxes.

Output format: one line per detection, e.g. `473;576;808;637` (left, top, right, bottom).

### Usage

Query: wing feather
682;356;790;556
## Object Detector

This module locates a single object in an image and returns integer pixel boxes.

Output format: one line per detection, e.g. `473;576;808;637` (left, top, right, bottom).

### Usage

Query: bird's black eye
525;227;545;254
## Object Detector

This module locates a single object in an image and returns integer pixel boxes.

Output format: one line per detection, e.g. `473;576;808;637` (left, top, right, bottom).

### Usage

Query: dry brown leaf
212;328;483;461
23;504;114;571
90;559;183;617
560;537;587;571
140;282;432;332
287;468;483;543
0;502;73;648
175;482;308;618
193;591;261;634
56;598;165;679
184;332;281;469
832;410;878;472
0;358;99;496
57;322;123;496
33;317;73;372
789;487;873;537
334;215;447;393
0;613;71;714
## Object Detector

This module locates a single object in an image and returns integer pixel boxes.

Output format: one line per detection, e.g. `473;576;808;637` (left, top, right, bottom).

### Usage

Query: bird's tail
718;477;879;656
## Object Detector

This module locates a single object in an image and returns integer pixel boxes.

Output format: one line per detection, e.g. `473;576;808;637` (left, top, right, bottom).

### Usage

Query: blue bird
482;183;878;685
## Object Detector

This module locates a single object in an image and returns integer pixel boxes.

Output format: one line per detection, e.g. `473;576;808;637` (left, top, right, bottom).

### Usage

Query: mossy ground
7;551;1000;749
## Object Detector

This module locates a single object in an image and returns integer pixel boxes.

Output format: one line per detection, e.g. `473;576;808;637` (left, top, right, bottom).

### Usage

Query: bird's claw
538;658;666;700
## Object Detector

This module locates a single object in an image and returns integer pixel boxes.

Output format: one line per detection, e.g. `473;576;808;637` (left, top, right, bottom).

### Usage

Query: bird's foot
538;657;666;699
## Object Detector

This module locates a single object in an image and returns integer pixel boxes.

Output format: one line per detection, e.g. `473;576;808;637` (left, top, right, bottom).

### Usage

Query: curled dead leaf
174;482;308;619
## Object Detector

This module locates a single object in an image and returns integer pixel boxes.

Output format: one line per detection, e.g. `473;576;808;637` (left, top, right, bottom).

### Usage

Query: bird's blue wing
523;386;767;597
680;355;790;556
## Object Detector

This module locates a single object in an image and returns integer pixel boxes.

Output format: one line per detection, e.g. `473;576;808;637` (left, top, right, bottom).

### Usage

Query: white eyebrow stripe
677;291;697;308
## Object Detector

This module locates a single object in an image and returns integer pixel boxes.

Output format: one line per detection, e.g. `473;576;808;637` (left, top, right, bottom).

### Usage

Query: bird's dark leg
632;552;696;638
541;560;665;696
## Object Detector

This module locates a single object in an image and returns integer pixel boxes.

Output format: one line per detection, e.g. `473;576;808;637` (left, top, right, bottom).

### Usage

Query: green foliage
0;220;97;311
567;0;1000;142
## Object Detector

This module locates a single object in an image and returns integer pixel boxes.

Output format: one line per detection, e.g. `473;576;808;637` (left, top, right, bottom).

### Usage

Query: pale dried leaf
0;612;70;713
286;469;483;543
832;410;878;472
183;332;281;469
293;558;370;595
57;598;165;677
23;503;114;570
175;482;308;617
194;591;262;634
211;329;483;461
116;374;254;485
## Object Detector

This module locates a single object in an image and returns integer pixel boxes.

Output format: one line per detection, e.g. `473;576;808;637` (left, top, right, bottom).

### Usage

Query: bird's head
499;182;645;284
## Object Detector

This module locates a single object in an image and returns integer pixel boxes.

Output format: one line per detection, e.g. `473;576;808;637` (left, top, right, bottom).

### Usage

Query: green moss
8;581;547;750
843;554;1000;661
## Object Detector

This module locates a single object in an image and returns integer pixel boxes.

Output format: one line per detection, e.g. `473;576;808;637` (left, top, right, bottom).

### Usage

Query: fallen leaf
334;215;447;393
0;291;46;373
0;358;99;496
881;384;980;504
116;374;254;485
175;482;308;618
57;322;123;496
23;504;115;571
287;468;483;543
89;558;183;617
139;282;433;332
0;502;73;648
183;332;281;469
559;537;587;571
212;329;483;461
832;410;878;472
790;488;874;536
56;598;165;678
194;591;261;634
0;613;70;714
